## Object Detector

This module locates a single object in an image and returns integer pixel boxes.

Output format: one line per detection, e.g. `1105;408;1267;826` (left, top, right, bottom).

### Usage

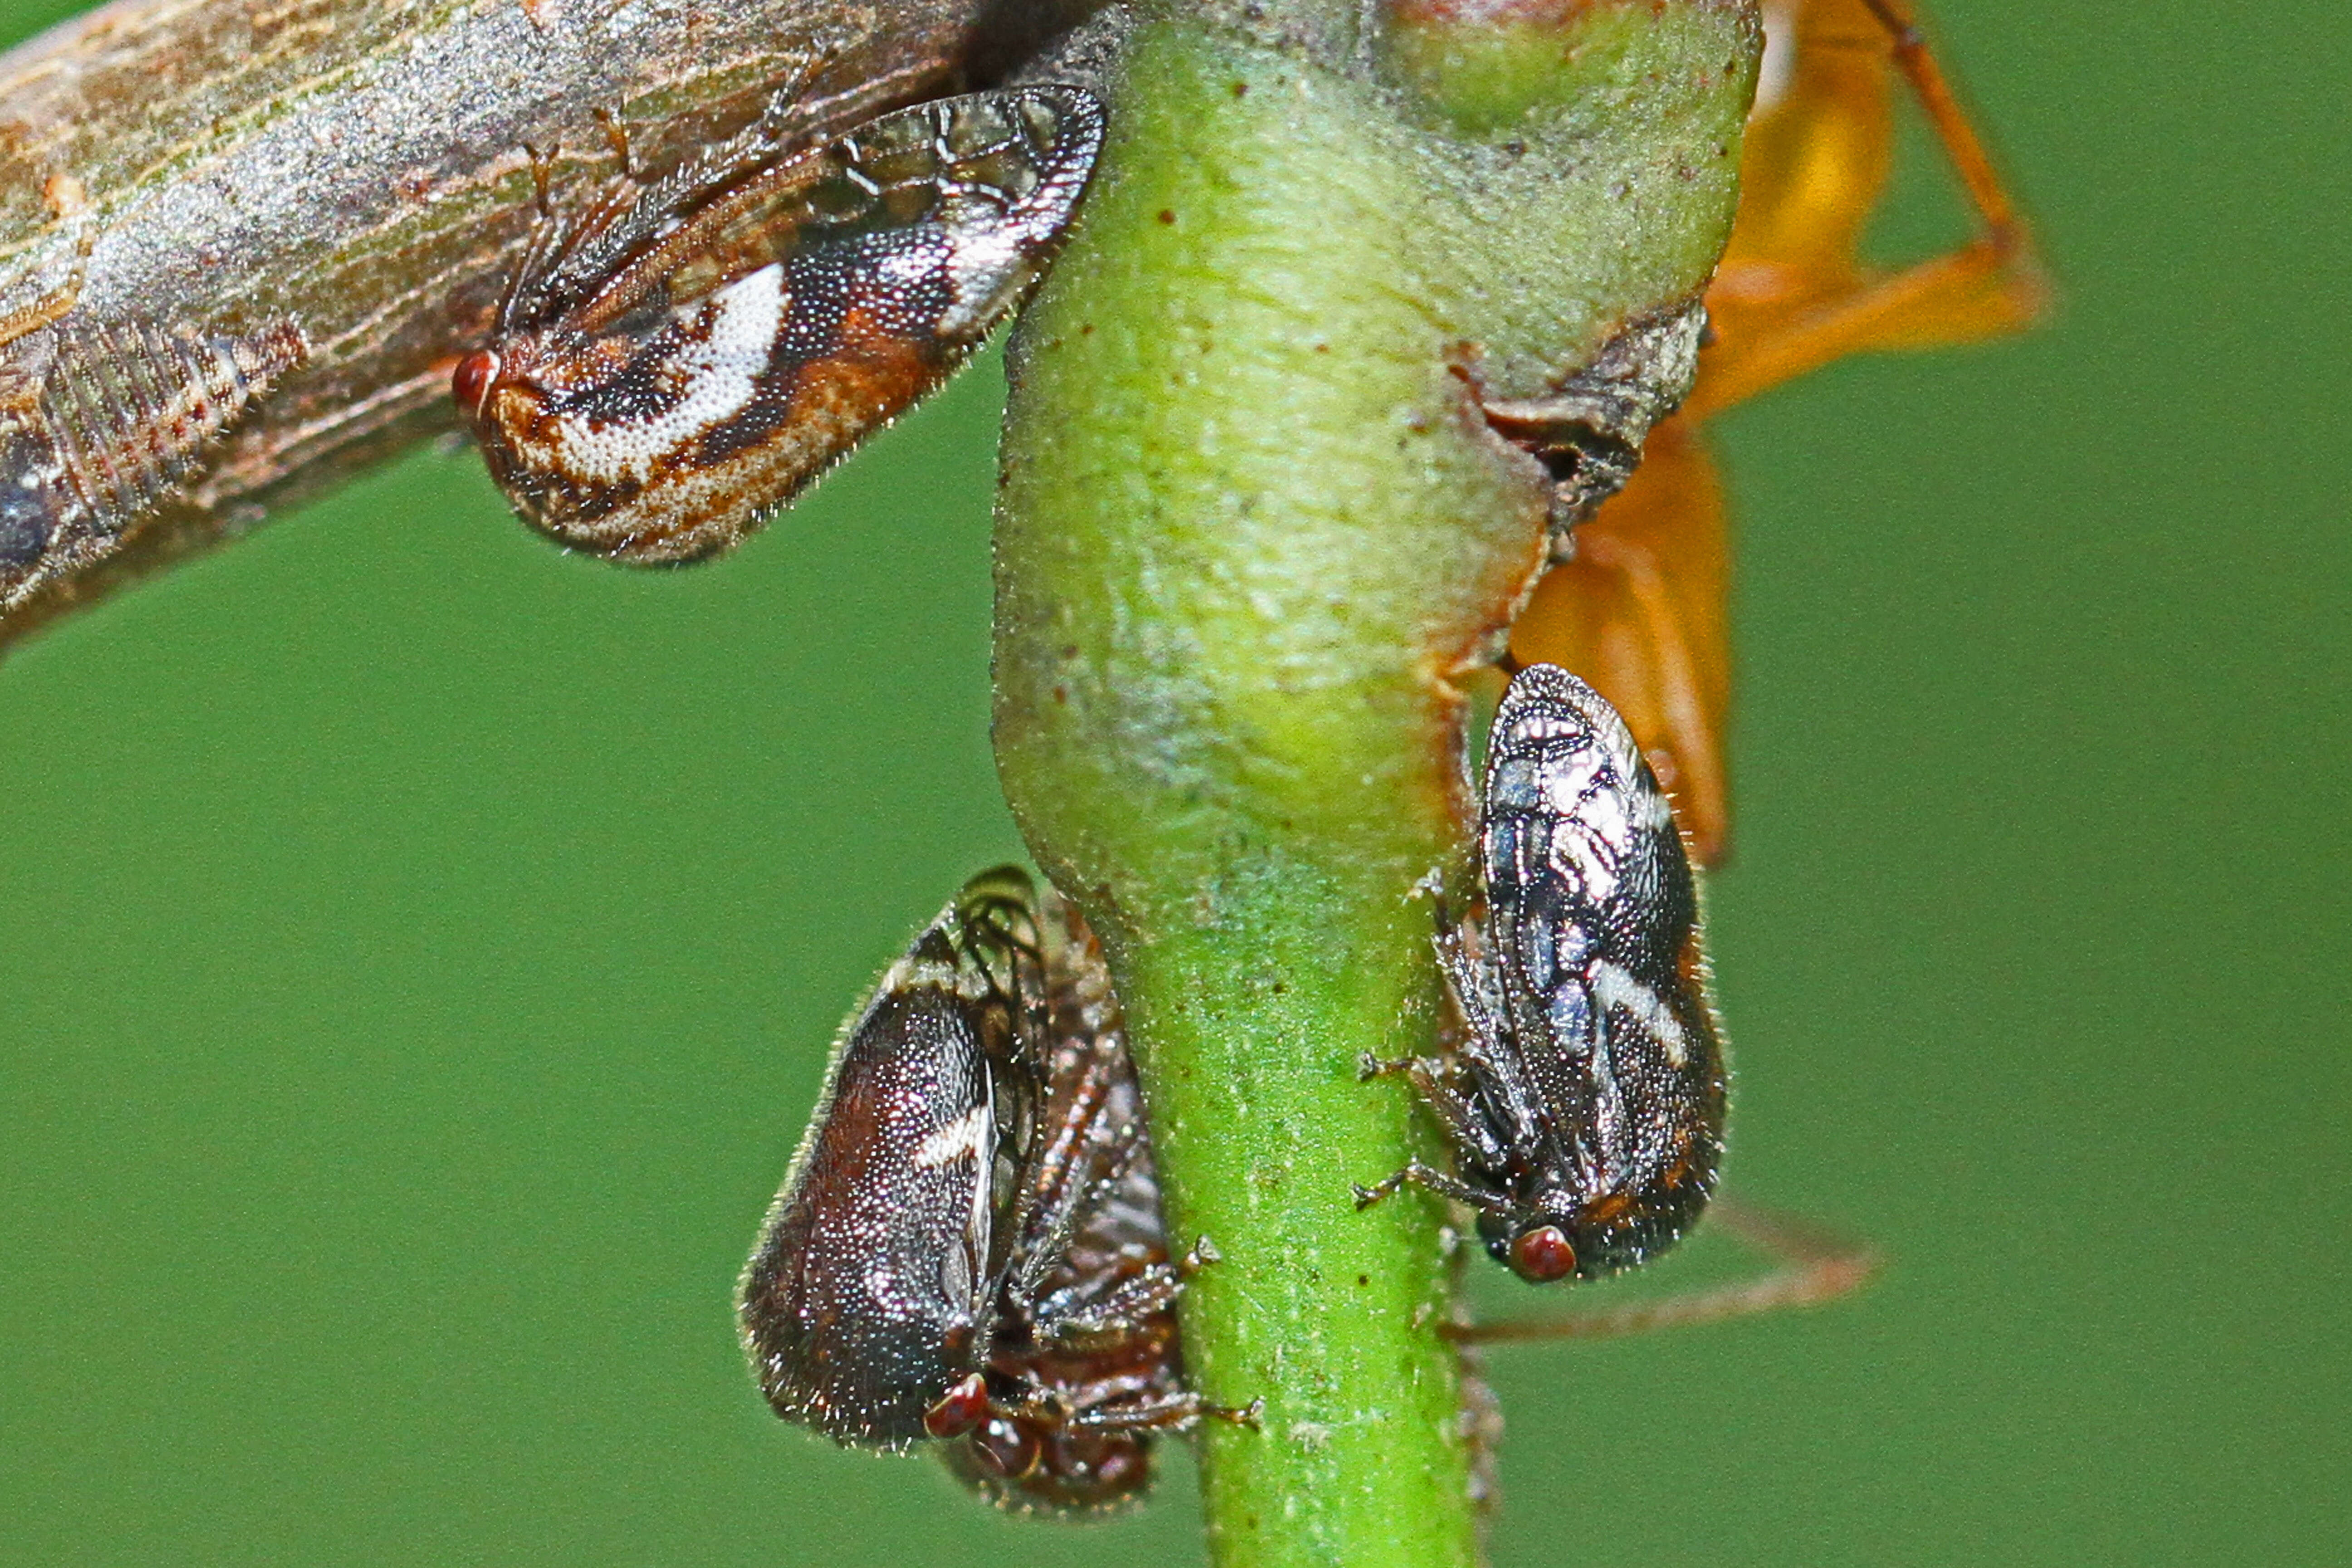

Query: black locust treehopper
456;85;1104;563
737;867;1034;1447
1357;664;1726;1284
739;867;1254;1514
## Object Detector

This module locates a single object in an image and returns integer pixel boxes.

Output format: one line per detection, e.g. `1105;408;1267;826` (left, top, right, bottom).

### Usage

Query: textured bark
0;0;1080;643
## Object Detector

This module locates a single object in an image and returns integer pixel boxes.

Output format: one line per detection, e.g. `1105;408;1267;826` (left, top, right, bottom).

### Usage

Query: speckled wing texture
737;912;1011;1448
740;867;1230;1503
1458;663;1725;1279
458;84;1104;564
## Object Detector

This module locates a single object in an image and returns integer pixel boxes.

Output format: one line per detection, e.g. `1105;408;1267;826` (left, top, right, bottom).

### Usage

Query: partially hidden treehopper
739;866;1255;1516
456;85;1104;564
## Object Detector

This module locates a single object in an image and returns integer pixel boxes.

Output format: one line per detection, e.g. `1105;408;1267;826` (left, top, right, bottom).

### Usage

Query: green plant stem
995;4;1757;1563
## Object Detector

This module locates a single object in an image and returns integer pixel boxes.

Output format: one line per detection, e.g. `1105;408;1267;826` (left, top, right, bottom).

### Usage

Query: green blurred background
0;0;2344;1562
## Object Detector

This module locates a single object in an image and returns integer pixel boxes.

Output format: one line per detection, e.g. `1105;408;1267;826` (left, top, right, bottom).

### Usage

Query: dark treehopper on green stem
1358;665;1726;1284
738;866;1257;1515
1359;667;1872;1350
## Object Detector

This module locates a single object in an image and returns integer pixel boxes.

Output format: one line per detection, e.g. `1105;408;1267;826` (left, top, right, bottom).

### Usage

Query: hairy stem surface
994;3;1758;1563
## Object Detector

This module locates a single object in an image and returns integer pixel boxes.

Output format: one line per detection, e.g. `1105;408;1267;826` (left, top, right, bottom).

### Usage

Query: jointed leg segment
1448;1197;1877;1343
1353;1158;1509;1219
1690;0;2046;414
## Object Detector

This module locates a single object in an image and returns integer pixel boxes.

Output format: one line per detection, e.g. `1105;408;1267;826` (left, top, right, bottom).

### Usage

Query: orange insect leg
1512;0;2046;863
1513;421;1733;862
1695;0;2047;416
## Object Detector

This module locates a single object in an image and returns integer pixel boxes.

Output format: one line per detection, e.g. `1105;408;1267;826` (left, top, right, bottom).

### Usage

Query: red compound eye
923;1372;992;1438
451;349;500;416
1510;1224;1578;1283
